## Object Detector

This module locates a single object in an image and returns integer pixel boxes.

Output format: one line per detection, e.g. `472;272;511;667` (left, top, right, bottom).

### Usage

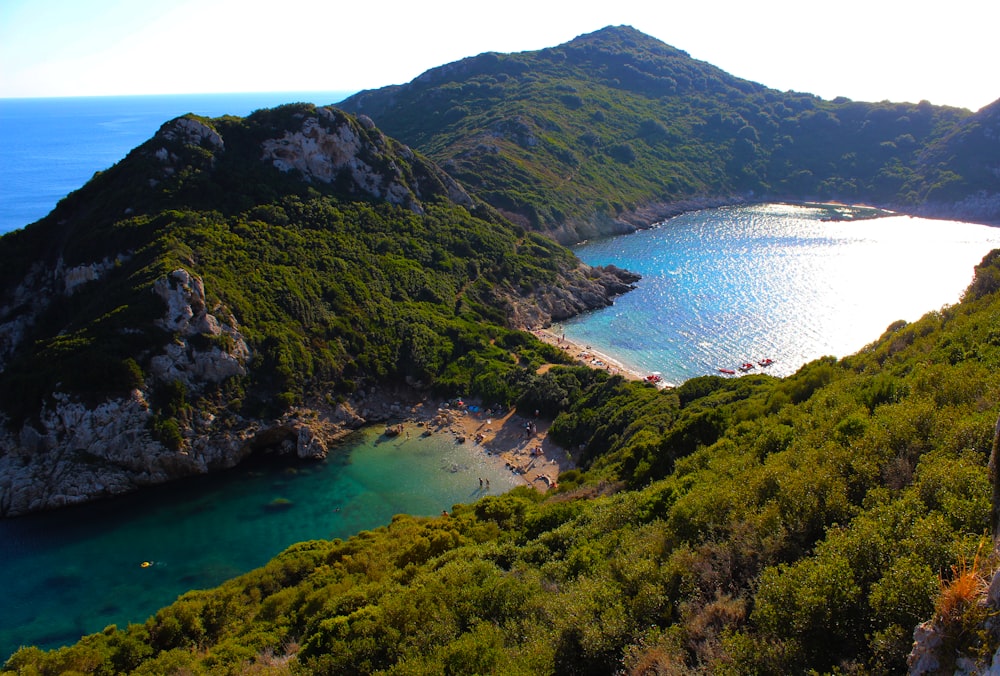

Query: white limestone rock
161;117;224;151
260;108;474;213
907;619;943;675
150;269;250;387
62;255;129;295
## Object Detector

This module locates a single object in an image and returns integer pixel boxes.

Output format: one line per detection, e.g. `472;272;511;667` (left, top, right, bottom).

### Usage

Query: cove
0;425;518;659
556;203;1000;385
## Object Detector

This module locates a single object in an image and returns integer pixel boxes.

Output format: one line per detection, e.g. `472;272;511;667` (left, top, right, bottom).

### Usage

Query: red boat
738;362;755;372
718;368;736;375
758;358;775;367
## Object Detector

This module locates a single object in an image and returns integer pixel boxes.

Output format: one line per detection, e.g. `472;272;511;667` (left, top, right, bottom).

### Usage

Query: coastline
374;398;575;492
360;328;670;495
533;327;672;388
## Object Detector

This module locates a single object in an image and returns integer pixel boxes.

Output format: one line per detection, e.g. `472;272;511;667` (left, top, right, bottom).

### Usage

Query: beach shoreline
532;327;672;388
357;326;670;494
377;398;574;492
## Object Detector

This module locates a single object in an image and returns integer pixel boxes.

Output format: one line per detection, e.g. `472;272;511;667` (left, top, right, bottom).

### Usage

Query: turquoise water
556;203;1000;385
0;425;517;659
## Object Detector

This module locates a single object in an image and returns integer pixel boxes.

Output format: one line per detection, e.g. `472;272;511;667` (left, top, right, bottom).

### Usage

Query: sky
0;0;996;111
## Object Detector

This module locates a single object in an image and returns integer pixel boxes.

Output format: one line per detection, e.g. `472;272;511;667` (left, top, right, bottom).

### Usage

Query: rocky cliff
0;264;333;516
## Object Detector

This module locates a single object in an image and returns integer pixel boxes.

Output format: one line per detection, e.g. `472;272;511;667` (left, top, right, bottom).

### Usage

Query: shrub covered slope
341;25;999;241
7;249;1000;673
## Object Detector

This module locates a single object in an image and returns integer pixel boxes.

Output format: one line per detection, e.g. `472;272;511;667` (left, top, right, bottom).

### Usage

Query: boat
738;362;755;372
758;358;775;367
718;368;736;375
644;373;663;384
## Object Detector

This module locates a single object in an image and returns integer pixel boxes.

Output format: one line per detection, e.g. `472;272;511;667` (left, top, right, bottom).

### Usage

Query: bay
0;92;355;234
555;203;1000;385
0;425;518;659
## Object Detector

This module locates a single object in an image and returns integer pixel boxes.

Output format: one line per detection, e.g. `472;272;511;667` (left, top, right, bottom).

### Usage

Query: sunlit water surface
555;204;1000;385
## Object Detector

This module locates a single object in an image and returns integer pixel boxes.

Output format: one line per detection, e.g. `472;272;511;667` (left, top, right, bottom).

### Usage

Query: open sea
0;91;355;233
2;94;1000;659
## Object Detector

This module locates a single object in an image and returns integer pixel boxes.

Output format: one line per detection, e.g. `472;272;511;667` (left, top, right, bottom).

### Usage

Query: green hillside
3;24;1000;675
341;25;996;242
7;248;1000;674
911;98;1000;222
0;105;566;420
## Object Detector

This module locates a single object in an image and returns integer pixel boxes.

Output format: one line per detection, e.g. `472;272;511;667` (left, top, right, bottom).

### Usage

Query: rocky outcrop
149;269;250;386
0;392;350;516
151;117;224;181
505;263;640;329
907;582;1000;675
161;116;225;151
0;267;338;517
63;256;127;295
261;107;474;214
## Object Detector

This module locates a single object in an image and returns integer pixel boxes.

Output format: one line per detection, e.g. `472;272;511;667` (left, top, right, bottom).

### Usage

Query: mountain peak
564;24;689;57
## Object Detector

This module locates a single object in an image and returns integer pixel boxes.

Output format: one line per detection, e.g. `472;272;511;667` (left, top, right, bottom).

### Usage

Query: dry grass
936;540;993;626
929;539;1000;671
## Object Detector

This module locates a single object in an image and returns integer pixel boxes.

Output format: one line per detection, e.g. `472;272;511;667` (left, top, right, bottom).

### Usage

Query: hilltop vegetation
341;25;998;241
7;243;1000;674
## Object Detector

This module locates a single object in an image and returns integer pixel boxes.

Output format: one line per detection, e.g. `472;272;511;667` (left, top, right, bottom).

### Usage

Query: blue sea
2;94;1000;660
0;92;355;233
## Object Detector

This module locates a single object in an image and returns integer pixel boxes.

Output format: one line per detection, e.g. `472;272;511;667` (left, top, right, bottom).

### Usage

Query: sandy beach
532;328;672;388
379;400;574;492
369;328;670;494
